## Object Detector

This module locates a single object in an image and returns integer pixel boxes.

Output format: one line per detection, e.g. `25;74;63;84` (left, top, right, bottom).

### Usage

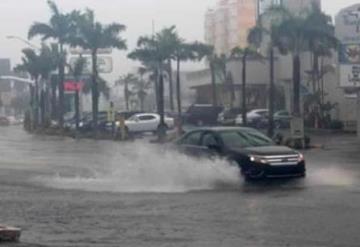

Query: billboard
336;4;360;88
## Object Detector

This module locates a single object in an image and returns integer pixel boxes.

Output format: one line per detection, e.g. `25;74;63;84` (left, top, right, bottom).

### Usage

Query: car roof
186;126;257;133
251;109;268;112
135;113;158;117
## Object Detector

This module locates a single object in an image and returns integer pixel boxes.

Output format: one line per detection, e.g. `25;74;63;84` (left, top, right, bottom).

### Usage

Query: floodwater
0;126;360;247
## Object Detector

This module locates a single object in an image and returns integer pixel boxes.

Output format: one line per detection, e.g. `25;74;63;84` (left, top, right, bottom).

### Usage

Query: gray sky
0;0;358;82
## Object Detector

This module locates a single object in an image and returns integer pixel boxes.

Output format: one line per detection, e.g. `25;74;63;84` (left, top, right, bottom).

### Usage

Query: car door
177;130;204;156
199;131;224;158
137;115;158;132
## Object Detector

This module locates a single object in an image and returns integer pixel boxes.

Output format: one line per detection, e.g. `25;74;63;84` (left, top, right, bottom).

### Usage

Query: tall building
204;0;257;55
259;0;321;16
204;0;322;55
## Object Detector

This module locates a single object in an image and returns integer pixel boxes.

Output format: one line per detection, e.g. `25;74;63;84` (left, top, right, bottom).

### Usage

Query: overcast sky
0;0;358;82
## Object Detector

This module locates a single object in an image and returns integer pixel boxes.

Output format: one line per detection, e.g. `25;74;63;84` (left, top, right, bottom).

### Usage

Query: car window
202;133;218;147
219;130;273;148
128;115;138;121
139;115;156;121
179;131;202;146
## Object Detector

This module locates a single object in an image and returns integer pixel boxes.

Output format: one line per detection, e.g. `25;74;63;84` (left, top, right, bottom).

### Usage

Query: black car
175;127;305;180
184;104;224;126
218;108;242;125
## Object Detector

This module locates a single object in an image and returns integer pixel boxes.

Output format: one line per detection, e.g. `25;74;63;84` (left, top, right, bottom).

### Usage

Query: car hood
231;145;297;156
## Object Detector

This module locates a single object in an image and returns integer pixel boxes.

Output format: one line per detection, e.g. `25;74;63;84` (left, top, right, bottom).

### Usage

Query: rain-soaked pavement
0;126;359;247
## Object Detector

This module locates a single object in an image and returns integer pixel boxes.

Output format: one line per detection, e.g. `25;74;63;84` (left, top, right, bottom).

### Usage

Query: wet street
0;126;359;247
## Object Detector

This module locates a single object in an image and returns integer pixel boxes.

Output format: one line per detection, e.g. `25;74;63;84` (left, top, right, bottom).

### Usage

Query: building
259;0;321;15
204;0;257;54
0;59;31;116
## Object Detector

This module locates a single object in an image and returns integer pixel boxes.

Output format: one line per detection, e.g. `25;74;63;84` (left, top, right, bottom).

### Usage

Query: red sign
64;81;82;92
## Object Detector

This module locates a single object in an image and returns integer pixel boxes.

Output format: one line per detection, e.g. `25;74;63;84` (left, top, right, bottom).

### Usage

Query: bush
330;120;344;130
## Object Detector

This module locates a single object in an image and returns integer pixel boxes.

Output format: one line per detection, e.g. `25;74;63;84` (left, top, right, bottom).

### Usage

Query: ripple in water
34;142;241;193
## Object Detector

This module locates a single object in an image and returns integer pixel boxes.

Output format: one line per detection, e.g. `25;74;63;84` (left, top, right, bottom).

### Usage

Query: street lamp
6;35;40;50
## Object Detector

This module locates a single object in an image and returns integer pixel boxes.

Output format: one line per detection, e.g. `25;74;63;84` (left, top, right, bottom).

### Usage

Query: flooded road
0;127;359;247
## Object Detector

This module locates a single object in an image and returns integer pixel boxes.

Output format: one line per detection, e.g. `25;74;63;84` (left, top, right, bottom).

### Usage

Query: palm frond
28;22;55;40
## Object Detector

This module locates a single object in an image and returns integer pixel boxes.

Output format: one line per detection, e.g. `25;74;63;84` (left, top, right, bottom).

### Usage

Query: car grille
263;154;300;166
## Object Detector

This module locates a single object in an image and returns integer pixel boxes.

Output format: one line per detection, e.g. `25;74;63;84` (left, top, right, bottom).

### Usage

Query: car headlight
298;153;305;162
79;122;84;127
249;155;268;164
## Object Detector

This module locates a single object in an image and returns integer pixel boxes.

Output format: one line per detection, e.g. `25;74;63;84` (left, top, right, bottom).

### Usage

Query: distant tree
230;46;261;126
72;9;127;134
28;0;79;128
67;56;86;130
14;48;41;128
116;74;137;111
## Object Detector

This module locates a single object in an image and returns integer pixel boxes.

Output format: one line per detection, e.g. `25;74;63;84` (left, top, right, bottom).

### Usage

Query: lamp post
6;35;40;50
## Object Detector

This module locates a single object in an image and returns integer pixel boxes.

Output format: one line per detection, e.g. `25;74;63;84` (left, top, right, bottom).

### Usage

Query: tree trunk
58;43;65;129
154;69;159;112
242;55;247;126
168;59;174;111
176;57;182;133
91;50;99;135
125;82;129;111
268;48;275;137
75;90;80;131
210;61;217;107
158;66;166;141
312;52;319;94
139;94;145;111
51;76;57;120
40;89;45;128
34;78;39;129
293;54;301;116
29;84;35;131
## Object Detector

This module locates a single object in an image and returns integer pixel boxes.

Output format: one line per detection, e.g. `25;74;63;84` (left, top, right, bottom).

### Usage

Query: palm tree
173;41;208;129
132;69;152;111
14;48;41;129
116;74;137;111
28;0;78;128
37;44;58;126
128;29;177;140
230;46;261;126
247;5;293;136
67;56;86;130
156;26;179;112
73;9;127;134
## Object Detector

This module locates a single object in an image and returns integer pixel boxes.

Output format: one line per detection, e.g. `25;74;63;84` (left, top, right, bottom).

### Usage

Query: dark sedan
175;127;305;180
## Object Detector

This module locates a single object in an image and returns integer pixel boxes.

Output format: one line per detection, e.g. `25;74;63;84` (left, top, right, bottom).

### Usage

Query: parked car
71;112;109;132
120;113;175;134
0;116;10;126
117;111;143;120
185;104;224;126
218;108;242;126
235;109;268;127
256;110;292;129
175;127;305;180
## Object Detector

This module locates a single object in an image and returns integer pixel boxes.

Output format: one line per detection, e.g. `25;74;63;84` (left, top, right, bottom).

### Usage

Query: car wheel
245;167;265;180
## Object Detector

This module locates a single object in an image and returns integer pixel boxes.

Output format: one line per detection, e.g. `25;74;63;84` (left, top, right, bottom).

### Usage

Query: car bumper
245;162;306;179
264;162;306;178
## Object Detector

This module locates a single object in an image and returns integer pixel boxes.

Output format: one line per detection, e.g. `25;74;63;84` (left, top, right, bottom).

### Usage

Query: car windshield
219;130;274;148
128;115;138;121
